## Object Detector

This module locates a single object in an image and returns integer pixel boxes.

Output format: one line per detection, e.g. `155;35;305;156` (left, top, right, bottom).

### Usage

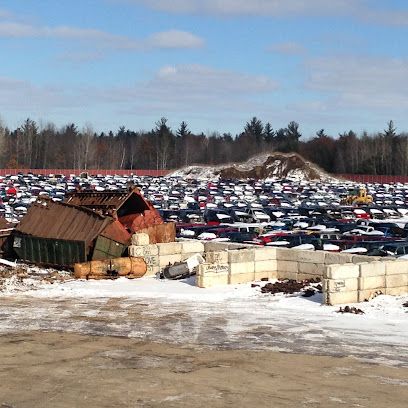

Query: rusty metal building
65;188;175;243
13;198;131;266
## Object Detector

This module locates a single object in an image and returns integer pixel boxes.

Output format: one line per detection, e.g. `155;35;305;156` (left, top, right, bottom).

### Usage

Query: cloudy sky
1;0;407;137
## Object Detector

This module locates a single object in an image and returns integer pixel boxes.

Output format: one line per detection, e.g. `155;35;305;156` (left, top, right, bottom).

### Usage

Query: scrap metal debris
403;301;408;308
0;266;71;293
336;306;365;315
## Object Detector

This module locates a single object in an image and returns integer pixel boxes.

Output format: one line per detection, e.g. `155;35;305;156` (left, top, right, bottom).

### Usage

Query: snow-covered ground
1;276;407;367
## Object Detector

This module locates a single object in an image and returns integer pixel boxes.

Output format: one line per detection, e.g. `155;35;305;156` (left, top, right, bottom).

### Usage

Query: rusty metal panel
100;220;131;245
64;188;157;219
16;199;111;248
92;236;126;260
138;222;176;244
65;191;130;210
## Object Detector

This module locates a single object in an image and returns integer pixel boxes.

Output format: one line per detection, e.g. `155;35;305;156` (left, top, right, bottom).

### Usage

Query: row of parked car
1;172;408;258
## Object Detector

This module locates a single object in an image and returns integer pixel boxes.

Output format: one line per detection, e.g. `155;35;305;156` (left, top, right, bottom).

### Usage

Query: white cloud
267;41;305;55
146;30;204;49
130;0;360;16
0;65;278;118
0;21;204;50
305;56;408;109
125;0;408;26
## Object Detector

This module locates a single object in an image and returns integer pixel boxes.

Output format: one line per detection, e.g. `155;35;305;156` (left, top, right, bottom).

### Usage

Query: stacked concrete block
274;248;298;280
204;241;229;252
179;240;205;261
254;247;278;280
129;244;159;276
385;260;408;296
131;233;150;246
324;252;354;265
196;263;229;288
228;249;255;284
157;242;182;269
275;247;294;261
206;251;228;264
358;262;386;302
296;251;326;281
323;264;360;305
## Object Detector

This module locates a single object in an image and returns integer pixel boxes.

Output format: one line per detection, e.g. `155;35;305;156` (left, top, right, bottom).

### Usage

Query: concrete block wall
196;246;278;288
129;238;205;276
130;235;408;304
323;259;408;305
274;248;383;282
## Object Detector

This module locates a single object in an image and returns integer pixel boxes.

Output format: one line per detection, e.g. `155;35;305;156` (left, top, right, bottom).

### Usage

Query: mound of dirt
169;152;333;181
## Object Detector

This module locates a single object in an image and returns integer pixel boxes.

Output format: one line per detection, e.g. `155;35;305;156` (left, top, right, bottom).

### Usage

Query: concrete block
275;248;294;261
385;260;408;275
277;271;298;281
196;272;229;288
130;244;159;258
359;262;386;277
296;250;326;264
298;262;325;276
143;254;159;267
228;249;255;263
325;264;359;279
325;278;358;293
386;274;408;288
205;251;228;264
358;275;386;290
129;245;144;257
254;247;277;261
229;272;256;285
131;233;149;246
352;255;371;264
198;263;229;276
229;262;254;275
324;291;358;305
385;286;408;296
204;242;231;252
157;242;182;255
254;271;273;281
358;289;384;303
159;254;182;267
277;260;298;273
254;260;277;273
180;240;204;254
145;266;160;277
324;252;354;265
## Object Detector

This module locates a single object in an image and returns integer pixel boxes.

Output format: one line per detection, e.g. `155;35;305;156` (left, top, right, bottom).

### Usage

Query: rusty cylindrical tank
74;257;147;279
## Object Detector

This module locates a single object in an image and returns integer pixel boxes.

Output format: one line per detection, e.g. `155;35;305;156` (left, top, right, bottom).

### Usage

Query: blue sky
1;0;408;138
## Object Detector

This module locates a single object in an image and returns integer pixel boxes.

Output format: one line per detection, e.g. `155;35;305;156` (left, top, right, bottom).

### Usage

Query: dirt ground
0;331;407;408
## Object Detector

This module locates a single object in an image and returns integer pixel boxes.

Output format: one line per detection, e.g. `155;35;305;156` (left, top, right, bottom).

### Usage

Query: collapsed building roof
15;198;125;247
65;188;165;234
13;198;131;266
65;188;152;217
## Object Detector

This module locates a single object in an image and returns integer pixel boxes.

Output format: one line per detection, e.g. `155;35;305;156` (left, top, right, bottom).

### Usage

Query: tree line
0;117;407;175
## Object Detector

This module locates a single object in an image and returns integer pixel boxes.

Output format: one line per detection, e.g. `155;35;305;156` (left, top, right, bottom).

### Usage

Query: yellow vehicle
341;187;373;206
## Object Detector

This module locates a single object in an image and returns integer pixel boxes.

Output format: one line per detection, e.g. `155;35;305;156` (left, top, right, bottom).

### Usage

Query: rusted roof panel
65;190;130;209
100;220;131;245
64;188;157;220
16;198;112;248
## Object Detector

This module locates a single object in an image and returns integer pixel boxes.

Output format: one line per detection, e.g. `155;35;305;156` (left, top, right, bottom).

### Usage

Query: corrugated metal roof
16;198;111;248
65;190;133;210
